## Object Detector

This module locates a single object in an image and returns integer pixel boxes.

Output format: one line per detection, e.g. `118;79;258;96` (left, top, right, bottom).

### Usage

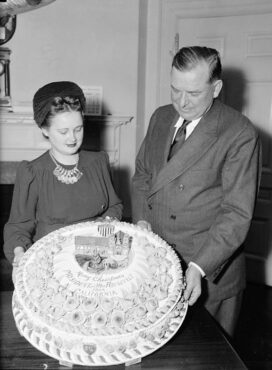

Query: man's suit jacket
132;99;261;301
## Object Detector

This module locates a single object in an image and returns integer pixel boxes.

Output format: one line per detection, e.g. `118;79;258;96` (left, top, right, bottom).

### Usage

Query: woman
4;81;123;275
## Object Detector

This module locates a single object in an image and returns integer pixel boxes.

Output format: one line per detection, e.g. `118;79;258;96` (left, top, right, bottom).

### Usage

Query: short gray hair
172;46;222;82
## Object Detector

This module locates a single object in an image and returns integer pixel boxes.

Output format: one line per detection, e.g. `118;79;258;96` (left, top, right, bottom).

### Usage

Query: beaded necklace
49;151;83;184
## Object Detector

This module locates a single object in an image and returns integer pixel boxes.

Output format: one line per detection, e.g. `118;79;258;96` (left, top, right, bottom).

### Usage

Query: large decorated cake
12;220;187;367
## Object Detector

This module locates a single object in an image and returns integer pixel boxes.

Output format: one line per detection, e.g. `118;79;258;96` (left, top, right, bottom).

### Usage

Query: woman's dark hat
33;81;86;127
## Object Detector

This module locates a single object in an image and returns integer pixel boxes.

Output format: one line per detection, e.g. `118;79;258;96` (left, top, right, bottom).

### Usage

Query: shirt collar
174;116;202;128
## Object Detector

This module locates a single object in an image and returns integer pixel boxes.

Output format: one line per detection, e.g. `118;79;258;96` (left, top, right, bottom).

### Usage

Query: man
132;46;261;336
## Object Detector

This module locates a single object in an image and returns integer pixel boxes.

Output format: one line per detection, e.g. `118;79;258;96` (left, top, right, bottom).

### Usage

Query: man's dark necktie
168;120;191;160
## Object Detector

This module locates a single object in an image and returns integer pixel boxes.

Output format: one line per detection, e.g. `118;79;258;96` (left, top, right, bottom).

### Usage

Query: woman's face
42;111;84;157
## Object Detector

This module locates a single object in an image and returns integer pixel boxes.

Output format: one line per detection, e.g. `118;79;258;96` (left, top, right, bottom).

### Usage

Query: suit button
170;215;176;220
179;184;184;190
148;204;152;210
101;204;106;210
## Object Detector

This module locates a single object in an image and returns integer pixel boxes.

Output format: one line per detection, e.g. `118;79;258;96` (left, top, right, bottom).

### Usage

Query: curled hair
172;46;222;82
42;96;83;128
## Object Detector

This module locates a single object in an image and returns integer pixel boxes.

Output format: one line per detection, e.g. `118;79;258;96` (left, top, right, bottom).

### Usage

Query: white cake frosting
13;220;188;366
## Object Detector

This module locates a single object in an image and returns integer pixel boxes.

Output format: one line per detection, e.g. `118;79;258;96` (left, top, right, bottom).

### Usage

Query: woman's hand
12;247;25;284
96;216;117;222
137;220;152;231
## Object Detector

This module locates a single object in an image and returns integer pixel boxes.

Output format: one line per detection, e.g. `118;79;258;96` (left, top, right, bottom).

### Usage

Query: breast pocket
186;168;220;185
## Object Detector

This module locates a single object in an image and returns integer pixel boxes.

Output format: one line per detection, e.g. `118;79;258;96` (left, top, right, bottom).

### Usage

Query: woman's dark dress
4;150;123;263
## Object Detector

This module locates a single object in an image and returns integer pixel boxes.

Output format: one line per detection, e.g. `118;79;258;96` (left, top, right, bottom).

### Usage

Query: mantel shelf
0;110;133;127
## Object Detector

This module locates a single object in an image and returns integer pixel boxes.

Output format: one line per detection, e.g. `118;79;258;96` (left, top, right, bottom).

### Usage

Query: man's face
170;61;222;121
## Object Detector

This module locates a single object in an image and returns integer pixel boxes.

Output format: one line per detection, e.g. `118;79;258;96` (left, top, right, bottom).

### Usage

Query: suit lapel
149;100;221;197
162;114;180;166
151;107;180;174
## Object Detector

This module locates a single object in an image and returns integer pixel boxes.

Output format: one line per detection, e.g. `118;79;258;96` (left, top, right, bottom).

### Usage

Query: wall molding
161;0;272;19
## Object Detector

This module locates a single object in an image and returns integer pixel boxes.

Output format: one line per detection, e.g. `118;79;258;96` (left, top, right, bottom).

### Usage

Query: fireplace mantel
0;110;133;184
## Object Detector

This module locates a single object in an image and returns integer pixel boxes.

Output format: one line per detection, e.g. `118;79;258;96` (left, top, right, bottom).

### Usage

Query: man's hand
184;264;202;305
137;220;152;231
12;246;25;284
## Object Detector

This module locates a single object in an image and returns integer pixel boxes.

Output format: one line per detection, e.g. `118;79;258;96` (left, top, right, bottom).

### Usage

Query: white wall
5;0;141;217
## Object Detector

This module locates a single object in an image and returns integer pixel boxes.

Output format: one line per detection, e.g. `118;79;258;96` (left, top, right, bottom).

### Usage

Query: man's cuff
188;261;206;277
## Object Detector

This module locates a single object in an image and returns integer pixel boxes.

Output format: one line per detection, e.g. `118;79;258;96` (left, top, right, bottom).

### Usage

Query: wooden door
157;0;272;285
